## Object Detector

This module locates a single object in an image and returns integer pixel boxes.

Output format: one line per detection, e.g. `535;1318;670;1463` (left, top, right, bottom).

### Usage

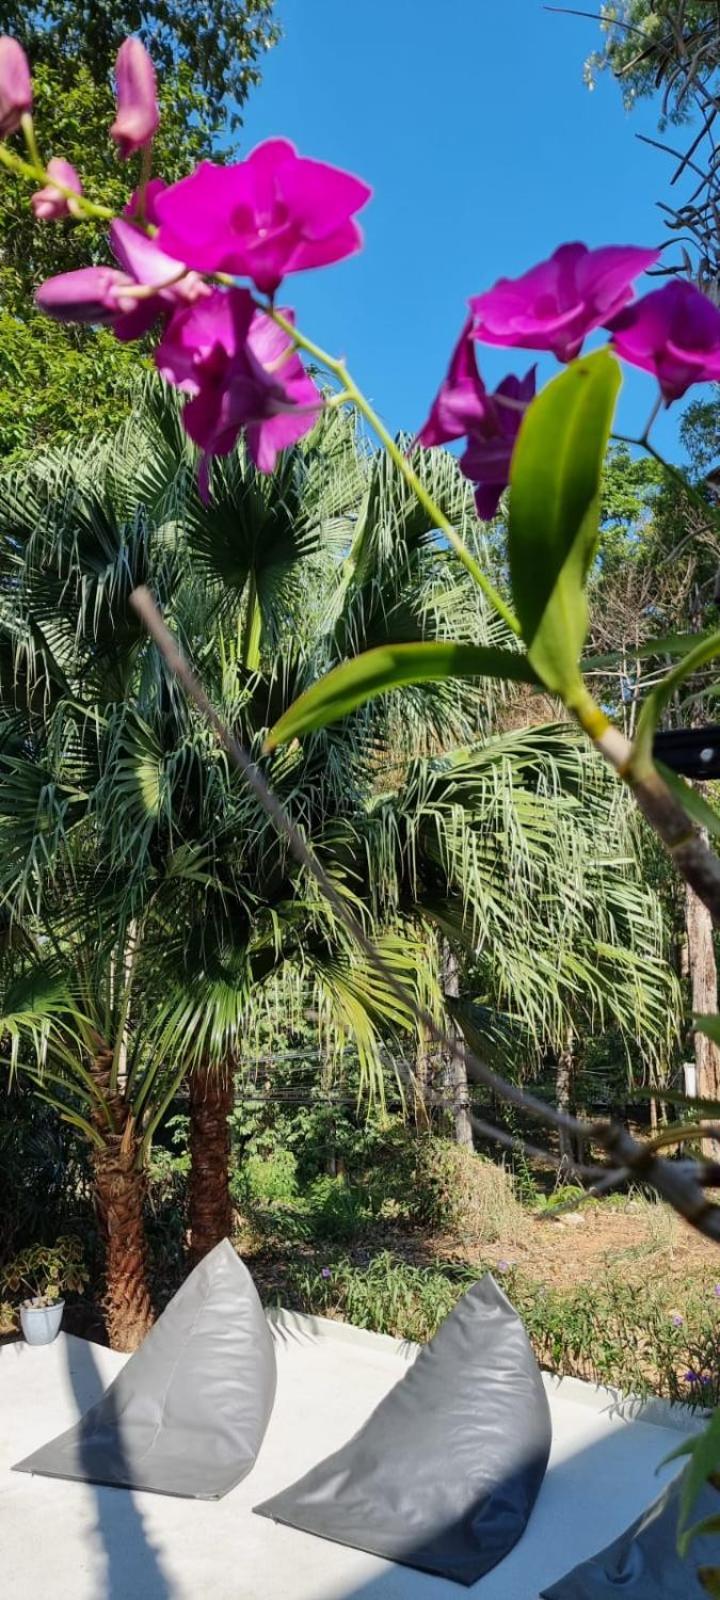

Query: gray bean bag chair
255;1273;551;1586
14;1238;276;1499
541;1469;720;1597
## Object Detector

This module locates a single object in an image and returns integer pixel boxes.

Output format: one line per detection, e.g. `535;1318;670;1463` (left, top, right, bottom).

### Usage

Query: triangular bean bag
540;1469;720;1597
255;1274;551;1586
14;1238;276;1499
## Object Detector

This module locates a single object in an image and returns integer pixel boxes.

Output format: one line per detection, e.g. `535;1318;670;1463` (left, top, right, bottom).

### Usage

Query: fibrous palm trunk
556;1025;577;1174
441;942;474;1149
188;1063;235;1265
91;1048;153;1353
685;867;720;1157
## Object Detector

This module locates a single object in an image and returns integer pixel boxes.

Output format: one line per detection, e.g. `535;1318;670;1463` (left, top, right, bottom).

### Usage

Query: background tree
0;388;680;1342
1;1;279;138
0;3;280;459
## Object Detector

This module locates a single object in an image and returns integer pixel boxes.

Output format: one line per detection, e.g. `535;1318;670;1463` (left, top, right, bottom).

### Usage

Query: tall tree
0;2;279;138
0;389;680;1319
0;4;279;458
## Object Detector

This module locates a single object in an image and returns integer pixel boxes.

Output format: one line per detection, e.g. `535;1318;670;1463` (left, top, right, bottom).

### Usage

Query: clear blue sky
238;0;689;462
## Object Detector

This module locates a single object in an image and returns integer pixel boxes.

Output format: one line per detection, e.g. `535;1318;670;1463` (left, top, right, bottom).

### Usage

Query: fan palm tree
0;386;679;1347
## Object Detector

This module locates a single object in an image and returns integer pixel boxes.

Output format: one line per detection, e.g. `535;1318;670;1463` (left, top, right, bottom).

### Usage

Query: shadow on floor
63;1336;172;1600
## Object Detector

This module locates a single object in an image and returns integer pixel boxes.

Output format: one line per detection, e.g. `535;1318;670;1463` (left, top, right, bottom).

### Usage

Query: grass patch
279;1247;720;1407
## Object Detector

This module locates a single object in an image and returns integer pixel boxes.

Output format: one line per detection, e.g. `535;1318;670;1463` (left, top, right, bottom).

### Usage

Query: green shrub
233;1145;300;1207
364;1131;524;1243
289;1251;466;1342
1;1235;89;1329
285;1250;720;1408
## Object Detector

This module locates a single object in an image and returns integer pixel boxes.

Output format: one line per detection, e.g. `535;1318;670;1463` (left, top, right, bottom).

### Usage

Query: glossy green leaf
662;1410;720;1557
655;762;720;840
634;1085;720;1116
583;631;720;672
265;641;538;749
508;348;622;697
632;631;720;776
695;1014;720;1048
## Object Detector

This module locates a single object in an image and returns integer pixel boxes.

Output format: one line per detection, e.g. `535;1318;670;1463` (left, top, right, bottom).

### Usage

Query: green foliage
232;1112;524;1248
288;1251;464;1342
0;0;278;457
0;54;215;459
508;349;622;698
662;1409;720;1590
584;3;715;119
0;312;144;461
266;642;537;748
382;1135;525;1242
597;443;663;574
288;1249;720;1406
2;0;279;138
1;1234;88;1322
633;630;720;774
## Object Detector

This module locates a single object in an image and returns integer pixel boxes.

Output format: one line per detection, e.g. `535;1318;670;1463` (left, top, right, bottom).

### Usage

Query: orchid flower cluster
5;32;720;516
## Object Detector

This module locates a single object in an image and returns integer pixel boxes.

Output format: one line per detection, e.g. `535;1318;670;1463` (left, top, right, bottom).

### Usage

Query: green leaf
583;631;720;672
688;1516;720;1542
655;763;720;840
695;1015;720;1048
508;348;622;696
661;1411;720;1557
634;1085;720;1116
632;630;720;776
264;642;538;749
699;1567;720;1597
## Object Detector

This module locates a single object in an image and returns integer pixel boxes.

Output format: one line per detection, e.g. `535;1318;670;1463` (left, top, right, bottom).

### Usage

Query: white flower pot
20;1299;64;1345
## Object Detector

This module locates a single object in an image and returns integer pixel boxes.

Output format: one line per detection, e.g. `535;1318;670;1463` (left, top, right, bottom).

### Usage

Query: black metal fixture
653;726;720;779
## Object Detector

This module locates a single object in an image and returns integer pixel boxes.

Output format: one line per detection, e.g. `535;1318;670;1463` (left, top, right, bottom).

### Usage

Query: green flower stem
0;140;114;221
268;306;522;637
20;113;42;173
134;143;154;226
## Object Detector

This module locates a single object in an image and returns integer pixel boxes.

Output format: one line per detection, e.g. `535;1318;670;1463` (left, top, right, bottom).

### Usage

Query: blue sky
238;0;690;462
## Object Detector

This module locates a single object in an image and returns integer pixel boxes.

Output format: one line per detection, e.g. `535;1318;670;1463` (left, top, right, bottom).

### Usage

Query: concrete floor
0;1307;703;1599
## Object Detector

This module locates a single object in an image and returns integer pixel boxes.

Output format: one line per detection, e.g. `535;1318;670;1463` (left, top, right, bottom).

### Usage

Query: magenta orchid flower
461;367;536;520
31;158;83;220
470;243;659;363
123;175;169;225
416;319;494;447
36;218;209;339
155;287;323;489
152;138;372;294
608;279;720;402
0;36;31;137
110;37;159;159
417;323;535;519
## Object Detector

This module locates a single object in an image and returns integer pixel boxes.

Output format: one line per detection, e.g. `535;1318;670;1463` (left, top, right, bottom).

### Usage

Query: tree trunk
685;870;720;1156
413;1020;432;1132
91;1048;153;1353
441;942;474;1149
188;1063;235;1265
556;1025;577;1173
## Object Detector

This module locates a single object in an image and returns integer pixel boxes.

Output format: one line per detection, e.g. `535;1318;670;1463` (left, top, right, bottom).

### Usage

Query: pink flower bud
31;157;83;220
110;37;159;160
0;36;32;138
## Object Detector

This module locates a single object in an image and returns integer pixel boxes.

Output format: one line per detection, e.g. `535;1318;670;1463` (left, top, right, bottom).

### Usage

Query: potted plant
1;1237;88;1345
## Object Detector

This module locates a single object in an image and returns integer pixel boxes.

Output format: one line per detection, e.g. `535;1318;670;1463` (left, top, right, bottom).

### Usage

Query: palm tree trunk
91;1048;153;1353
413;1020;432;1132
556;1025;577;1174
685;870;720;1157
441;942;474;1149
188;1063;235;1265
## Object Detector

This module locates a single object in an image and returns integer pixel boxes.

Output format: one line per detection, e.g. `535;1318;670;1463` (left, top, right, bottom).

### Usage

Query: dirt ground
239;1196;720;1304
